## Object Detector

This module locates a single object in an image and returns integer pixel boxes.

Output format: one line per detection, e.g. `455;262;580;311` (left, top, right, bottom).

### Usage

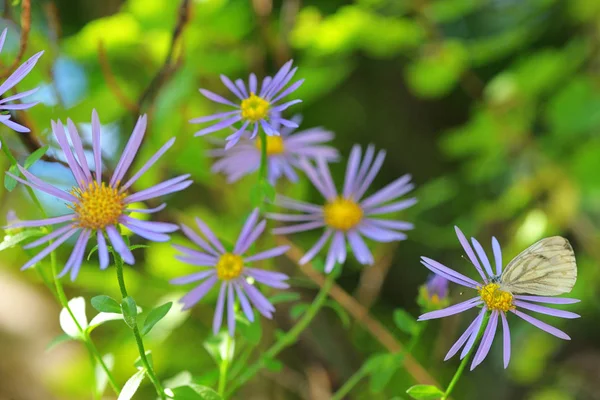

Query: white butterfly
499;236;577;296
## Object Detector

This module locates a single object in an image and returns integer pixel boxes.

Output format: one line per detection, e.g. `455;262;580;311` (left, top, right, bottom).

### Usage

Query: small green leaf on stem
24;145;49;168
406;384;445;399
393;308;419;336
0;229;44;252
168;384;222;399
142;302;173;336
4;164;18;191
46;333;73;352
91;295;122;314
118;369;146;400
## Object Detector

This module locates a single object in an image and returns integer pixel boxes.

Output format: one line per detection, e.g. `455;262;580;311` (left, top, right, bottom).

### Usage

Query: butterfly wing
500;236;577;296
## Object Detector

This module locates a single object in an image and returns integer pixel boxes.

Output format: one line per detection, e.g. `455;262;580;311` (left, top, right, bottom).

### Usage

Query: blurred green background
0;0;599;399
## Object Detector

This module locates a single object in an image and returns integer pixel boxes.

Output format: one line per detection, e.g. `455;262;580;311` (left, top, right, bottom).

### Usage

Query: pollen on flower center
323;197;363;231
70;182;126;230
255;135;285;155
216;253;244;280
478;283;514;312
240;93;270;122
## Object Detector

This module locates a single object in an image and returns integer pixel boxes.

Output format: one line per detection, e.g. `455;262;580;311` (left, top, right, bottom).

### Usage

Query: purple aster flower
268;144;417;273
189;60;304;148
210;116;339;184
171;209;290;336
418;274;450;312
7;110;192;280
418;226;580;370
0;28;44;134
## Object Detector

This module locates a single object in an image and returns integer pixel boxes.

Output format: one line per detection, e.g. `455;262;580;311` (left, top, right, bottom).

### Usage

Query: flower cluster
1;33;580;384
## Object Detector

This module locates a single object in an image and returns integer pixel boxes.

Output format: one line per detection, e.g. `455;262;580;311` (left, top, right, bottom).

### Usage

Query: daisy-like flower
8;110;192;280
190;60;304;148
0;28;44;134
210;116;339;184
171;209;290;336
418;226;580;370
268;144;417;273
418;274;450;311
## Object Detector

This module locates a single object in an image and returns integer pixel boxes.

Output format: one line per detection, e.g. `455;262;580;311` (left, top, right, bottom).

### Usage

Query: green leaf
24;145;49;168
235;313;261;345
289;302;309;319
95;353;115;396
250;180;276;207
406;385;445;399
59;297;88;338
141;302;172;336
4;164;18;191
46;333;73;352
325;300;351;328
91;295;121;314
118;369;146;400
0;229;44;252
121;296;138;329
393;309;419;336
169;384;222;400
365;353;402;392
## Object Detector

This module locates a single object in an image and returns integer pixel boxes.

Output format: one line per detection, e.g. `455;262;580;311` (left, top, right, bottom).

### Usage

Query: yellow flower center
323;197;363;231
255;135;285;155
70;182;126;230
216;253;244;281
478;283;515;312
240;93;270;122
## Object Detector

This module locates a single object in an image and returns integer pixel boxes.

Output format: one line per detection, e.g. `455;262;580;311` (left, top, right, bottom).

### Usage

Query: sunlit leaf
59;297;88;339
406;384;445;399
141;301;173;336
118;369;146;400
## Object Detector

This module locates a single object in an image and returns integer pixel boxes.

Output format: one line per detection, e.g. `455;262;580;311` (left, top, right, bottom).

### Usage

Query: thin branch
97;41;139;113
277;236;442;388
0;0;31;79
354;243;397;309
136;0;191;112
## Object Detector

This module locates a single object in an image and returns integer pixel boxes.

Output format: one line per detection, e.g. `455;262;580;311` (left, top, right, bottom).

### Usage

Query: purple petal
358;222;407;242
299;158;336;199
492;237;503;276
271;99;302;113
236;220;266;255
500;312;510;368
332;231;346;264
271;220;325;235
105;225;134;265
365;198;418;215
299;229;333;265
172;244;218;263
127;203;167;214
22;228;78;270
170;270;216;285
511;310;571;340
360;174;414;209
418;297;482;321
513;300;580;319
227;283;236;336
124;174;192;203
0;87;39;104
0;102;39;110
342;145;362;197
271;79;304;103
460;307;487;359
454;226;488;283
121;216;178;233
0;28;6;53
471;237;494;278
97;231;109;270
23;224;74;249
10;213;74;229
347;231;373;265
234;209;260;254
471;311;499;370
51;120;87;185
121;137;176;191
444;312;485;361
124;223;170;242
66;229;92;281
366;218;414;231
245;245;290;262
212;282;227;335
200;88;239;106
316;159;337;200
275;195;323;213
190;110;239;124
420;259;478;289
513;295;580;304
234;283;255;322
249;73;257;93
11;165;77;202
353;148;386;200
0;51;44;96
66;119;92;182
91;109;103;184
242;281;274;318
1;117;30;132
234;78;248;98
266;212;322;222
194;217;225;253
180;276;218;310
180;224;219;256
110;115;147;186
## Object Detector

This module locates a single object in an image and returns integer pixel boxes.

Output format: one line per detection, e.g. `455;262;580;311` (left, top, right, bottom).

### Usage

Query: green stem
225;273;336;398
228;344;254;381
218;333;233;396
331;323;427;400
114;256;166;400
50;250;120;395
442;312;491;400
258;130;268;183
